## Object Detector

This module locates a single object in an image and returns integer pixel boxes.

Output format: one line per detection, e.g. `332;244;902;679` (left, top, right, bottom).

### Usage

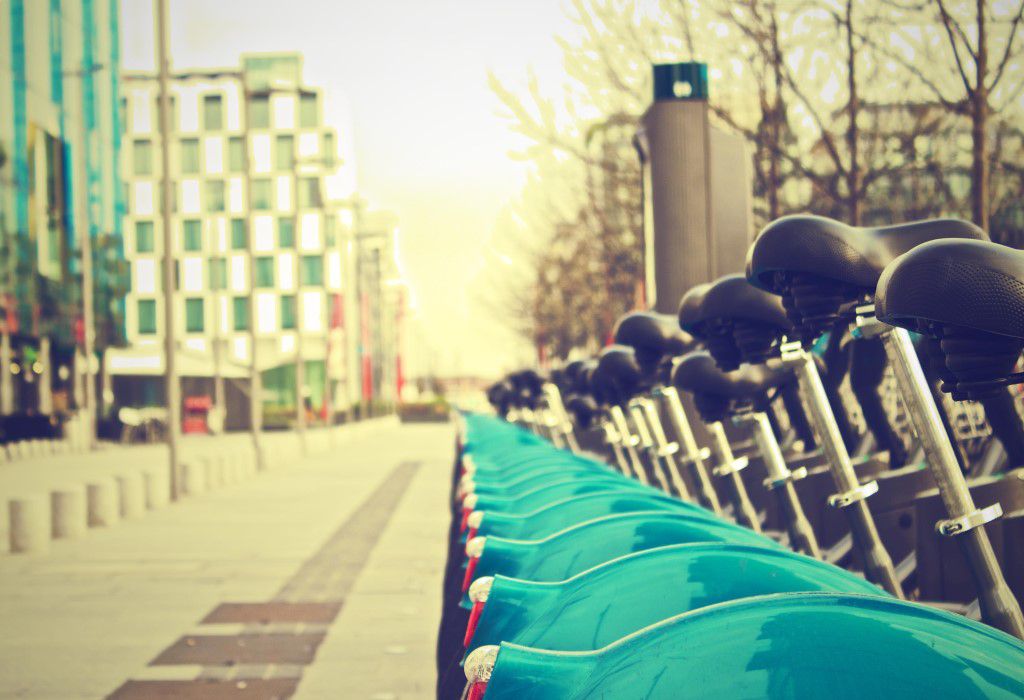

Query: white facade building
116;54;357;423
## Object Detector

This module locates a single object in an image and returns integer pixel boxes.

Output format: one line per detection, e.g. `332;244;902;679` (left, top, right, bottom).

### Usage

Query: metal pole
542;382;581;453
738;411;820;558
781;344;903;597
707;421;761;532
628;398;671;493
238;73;264;469
609;405;648;484
75;71;96;450
599;418;630;474
292;134;306;451
155;0;180;498
655;386;719;511
882;324;1024;637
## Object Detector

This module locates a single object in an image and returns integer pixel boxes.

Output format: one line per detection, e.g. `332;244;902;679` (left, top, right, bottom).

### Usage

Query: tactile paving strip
106;461;421;699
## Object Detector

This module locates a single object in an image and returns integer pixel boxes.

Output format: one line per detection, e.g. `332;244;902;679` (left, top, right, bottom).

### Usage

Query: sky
120;0;581;379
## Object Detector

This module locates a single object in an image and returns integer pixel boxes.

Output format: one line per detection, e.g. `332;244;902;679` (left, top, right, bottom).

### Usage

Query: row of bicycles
436;214;1024;698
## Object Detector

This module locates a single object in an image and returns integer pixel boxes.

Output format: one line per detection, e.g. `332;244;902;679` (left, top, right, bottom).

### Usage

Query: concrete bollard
10;495;50;554
142;467;170;509
223;454;240;485
0;501;7;553
87;480;120;527
51;487;88;539
241;449;257;477
116;473;146;519
205;450;226;489
181;460;207;496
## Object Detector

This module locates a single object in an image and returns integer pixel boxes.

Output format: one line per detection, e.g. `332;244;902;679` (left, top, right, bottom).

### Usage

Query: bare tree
866;0;1024;229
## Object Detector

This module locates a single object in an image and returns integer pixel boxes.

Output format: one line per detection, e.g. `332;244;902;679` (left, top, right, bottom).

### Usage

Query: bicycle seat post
734;409;820;558
706;420;760;532
652;386;717;511
607;404;649;485
779;340;902;597
542;382;581;453
622;399;671;497
877;318;1024;638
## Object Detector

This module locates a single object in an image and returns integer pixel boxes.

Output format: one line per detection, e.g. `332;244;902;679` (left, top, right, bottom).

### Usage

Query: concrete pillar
181;460;207;496
0;332;13;415
87;480;120;527
636;63;753;313
116;473;146;519
74;349;87;416
100;350;113;417
38;337;53;415
10;495;50;553
51;488;88;539
142;467;170;509
204;454;224;490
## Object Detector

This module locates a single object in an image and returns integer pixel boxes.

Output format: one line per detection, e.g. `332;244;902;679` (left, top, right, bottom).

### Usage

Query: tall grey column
637;63;753;313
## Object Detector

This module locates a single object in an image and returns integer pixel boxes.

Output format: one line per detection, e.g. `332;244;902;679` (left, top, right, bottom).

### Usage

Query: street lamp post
63;63;105;450
240;74;264;468
155;0;181;498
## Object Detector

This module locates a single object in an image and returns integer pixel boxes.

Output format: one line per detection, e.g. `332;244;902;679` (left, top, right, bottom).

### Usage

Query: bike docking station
430;63;1024;700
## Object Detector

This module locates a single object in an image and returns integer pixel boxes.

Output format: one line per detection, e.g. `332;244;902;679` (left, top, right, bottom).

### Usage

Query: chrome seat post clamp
763;466;808;491
937;503;1003;537
828;480;879;508
712;454;748;478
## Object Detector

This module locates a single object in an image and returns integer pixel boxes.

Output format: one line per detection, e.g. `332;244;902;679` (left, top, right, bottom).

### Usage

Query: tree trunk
845;0;862;225
972;0;990;230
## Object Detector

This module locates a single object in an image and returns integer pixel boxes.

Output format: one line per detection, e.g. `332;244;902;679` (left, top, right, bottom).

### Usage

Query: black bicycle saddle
678;283;711;339
877;238;1024;399
614;311;695;377
686;274;794;371
592;345;644;405
747;214;987;341
671;351;790;422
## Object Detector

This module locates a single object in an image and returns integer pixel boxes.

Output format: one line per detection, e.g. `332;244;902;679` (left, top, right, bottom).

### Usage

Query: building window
180;138;200;174
249;94;270;129
275;135;294;171
252;178;273;210
233;297;249;331
231;218;247;250
228;137;244;172
255;256;274;287
209;257;227;290
298;177;321;209
299;93;318;128
300;255;323;286
138;299;157;334
322;132;335;163
325;214;337;247
278;217;294;247
185;298;204;333
133;139;153;176
135;220;155;253
182;220;202;251
203;94;224;130
206;179;225;212
280;295;296;330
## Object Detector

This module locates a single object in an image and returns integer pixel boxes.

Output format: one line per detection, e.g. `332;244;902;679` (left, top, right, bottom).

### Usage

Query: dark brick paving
107;461;422;699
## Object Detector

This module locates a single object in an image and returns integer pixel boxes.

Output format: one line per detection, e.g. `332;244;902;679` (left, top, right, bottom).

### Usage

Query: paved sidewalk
295;429;452;698
0;419;453;699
